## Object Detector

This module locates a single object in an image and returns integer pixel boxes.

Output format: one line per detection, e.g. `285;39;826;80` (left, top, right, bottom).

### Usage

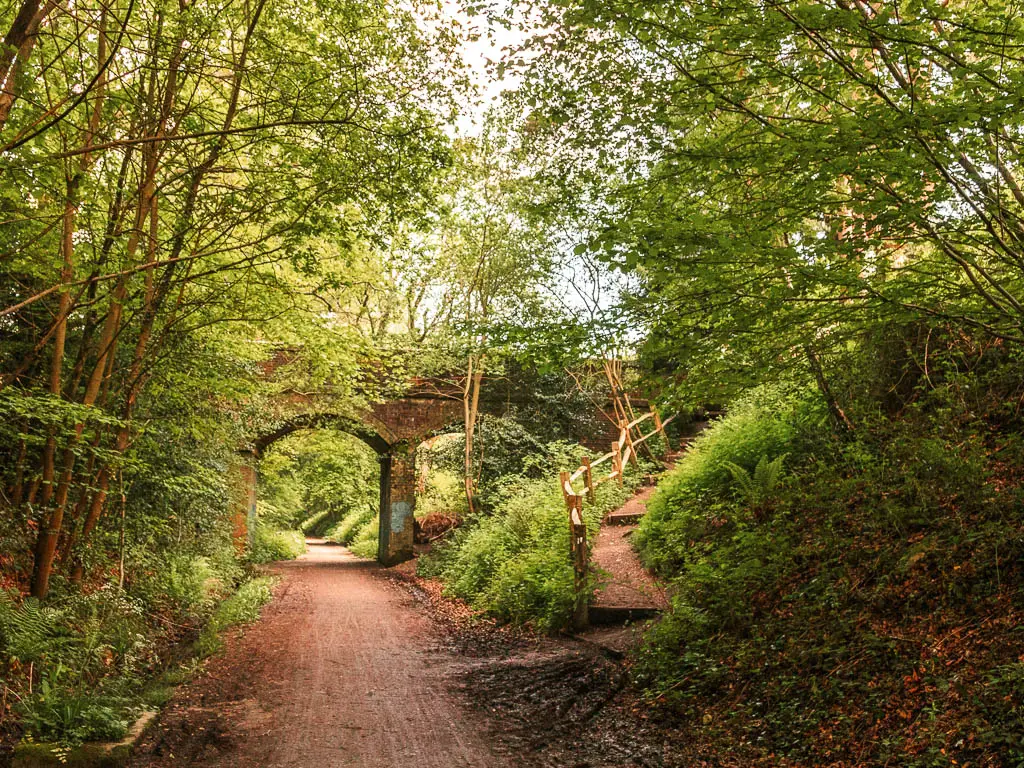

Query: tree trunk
462;354;484;516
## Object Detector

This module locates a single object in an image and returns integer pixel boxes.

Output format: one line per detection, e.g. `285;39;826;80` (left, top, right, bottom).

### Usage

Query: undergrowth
348;516;379;559
324;505;375;546
632;375;1024;766
195;576;276;657
0;564;277;749
421;440;646;631
248;526;306;564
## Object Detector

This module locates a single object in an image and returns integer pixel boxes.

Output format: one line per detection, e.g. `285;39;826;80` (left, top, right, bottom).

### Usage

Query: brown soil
591;482;669;611
130;543;509;768
130;542;697;768
590;524;668;611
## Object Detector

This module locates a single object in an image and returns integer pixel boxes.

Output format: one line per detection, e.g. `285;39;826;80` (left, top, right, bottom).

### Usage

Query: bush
248;526;306;564
635;383;821;574
299;509;331;535
324;505;375;545
424;467;637;631
196;576;276;657
131;554;227;620
0;588;156;746
348;516;379;559
415;469;466;519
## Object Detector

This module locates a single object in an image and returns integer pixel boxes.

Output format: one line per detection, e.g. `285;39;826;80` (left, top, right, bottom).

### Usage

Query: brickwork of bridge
228;373;634;567
228;346;646;565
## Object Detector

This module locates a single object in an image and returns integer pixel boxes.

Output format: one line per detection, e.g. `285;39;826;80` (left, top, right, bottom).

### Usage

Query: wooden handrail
625;411;654;430
559;399;679;628
559;409;676;503
633;428;660;448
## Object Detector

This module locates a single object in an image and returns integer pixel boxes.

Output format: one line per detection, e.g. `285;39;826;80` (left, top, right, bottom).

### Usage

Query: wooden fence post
568;493;588;630
582;456;595;504
612;441;623;486
559;470;572;505
621;420;640;468
652;406;670;451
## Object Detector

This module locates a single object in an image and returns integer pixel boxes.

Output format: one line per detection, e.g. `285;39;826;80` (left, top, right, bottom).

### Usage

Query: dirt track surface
130;542;509;768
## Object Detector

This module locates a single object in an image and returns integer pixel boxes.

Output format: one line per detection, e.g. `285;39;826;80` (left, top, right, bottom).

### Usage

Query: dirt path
591;483;669;614
131;542;509;768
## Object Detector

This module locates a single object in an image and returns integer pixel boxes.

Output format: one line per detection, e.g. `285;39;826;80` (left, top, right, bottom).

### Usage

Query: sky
440;0;531;136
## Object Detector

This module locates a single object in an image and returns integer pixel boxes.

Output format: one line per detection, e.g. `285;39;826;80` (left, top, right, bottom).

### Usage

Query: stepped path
588;459;680;627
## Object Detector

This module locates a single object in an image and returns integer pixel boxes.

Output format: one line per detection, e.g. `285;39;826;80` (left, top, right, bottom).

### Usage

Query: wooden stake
559;470;573;506
621;421;640;468
568;494;588;630
652;406;671;451
582;456;595;504
612;441;623;486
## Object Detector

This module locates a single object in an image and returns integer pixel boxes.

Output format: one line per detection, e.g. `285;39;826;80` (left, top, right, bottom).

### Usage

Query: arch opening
232;414;412;565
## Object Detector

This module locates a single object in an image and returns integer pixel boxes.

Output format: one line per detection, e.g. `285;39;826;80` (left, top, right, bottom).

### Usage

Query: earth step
605;510;644;525
589;522;668;626
588;606;662;626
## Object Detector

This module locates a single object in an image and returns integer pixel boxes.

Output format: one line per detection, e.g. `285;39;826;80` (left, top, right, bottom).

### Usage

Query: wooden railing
558;407;676;629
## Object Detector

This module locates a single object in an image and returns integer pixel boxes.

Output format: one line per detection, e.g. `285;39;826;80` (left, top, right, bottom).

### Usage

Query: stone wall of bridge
231;365;648;567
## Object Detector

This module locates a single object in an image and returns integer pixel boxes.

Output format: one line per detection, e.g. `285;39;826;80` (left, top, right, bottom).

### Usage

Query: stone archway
230;395;469;566
233;354;638;566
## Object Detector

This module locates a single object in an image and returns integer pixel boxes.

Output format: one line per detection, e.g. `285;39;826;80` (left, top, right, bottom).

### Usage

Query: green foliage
248;526;306;564
424;462;637;631
629;357;1024;765
196;577;276;658
17;686;131;747
415;469;467;519
347;517;380;560
0;589;154;746
130;554;231;622
262;430;380;536
325;506;376;545
721;454;787;507
636;384;820;574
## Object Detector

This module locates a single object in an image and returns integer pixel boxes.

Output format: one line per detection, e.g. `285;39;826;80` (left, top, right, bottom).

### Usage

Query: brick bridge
229;366;628;566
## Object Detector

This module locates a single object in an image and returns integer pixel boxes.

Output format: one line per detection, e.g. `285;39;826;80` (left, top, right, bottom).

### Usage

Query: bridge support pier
378;444;416;566
228;449;258;552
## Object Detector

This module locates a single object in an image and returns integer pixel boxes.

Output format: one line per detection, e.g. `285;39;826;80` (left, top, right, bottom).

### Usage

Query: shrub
348;516;379;559
425;468;637;631
0;588;156;747
299;509;331;535
130;554;226;621
324;505;375;545
635;383;820;574
415;469;466;519
196;576;276;657
248;526;306;564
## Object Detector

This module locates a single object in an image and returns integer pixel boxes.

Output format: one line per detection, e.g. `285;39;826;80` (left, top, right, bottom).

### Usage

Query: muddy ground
125;541;704;768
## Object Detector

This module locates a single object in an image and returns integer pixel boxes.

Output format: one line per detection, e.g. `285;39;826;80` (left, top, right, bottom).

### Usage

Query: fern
0;593;72;663
722;453;787;506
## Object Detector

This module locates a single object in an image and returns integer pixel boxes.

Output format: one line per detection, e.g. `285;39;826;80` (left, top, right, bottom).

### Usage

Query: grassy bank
632;383;1024;766
0;557;285;751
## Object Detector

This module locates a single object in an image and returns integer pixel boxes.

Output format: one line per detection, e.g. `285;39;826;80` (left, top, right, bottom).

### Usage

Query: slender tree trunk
805;345;855;432
462;354;484;516
0;0;55;130
29;14;114;598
